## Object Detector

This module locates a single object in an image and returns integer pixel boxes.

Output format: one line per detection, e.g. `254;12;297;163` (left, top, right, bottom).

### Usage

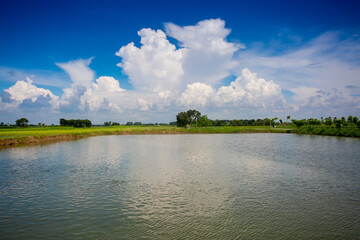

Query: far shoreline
0;126;293;149
1;125;359;150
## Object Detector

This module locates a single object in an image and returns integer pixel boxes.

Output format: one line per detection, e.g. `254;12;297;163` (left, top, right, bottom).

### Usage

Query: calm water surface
0;134;359;239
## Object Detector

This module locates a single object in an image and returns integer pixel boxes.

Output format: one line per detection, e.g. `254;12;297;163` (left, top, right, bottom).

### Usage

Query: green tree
16;118;29;127
176;112;190;127
325;117;333;126
197;115;211;127
187;109;201;126
292;119;306;128
334;119;342;129
353;116;358;124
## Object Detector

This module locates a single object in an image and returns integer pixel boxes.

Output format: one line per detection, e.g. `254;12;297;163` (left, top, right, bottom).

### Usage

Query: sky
0;0;360;124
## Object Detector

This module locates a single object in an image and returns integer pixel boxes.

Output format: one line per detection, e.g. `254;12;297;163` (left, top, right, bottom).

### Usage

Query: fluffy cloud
179;82;215;108
0;77;58;111
116;28;183;92
236;32;360;91
216;68;284;108
290;86;360;112
80;76;125;112
178;68;284;109
56;58;95;107
2;18;359;123
165;18;240;86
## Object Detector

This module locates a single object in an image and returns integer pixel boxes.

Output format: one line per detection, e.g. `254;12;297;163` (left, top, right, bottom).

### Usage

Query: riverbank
0;126;293;148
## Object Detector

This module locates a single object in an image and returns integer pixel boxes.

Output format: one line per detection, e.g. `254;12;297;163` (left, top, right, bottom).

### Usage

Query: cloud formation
1;19;359;123
0;77;58;111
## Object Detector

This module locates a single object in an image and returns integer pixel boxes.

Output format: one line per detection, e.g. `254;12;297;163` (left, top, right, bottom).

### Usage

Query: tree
104;121;111;126
59;118;92;127
176;112;190;127
197;115;211;127
353;116;358;124
334;119;342;129
292;119;305;128
16;118;29;127
325;117;333;126
187;109;201;126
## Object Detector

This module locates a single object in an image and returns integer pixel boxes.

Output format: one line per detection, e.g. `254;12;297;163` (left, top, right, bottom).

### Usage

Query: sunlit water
0;134;359;239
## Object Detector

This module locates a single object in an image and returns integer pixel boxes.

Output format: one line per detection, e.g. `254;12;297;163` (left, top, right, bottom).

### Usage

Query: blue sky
1;0;360;124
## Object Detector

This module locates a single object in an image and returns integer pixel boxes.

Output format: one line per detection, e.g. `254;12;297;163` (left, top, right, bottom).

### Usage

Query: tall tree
176;112;190;127
16;118;29;127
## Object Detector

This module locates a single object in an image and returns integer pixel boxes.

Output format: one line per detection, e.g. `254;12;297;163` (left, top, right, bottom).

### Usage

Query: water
0;134;359;239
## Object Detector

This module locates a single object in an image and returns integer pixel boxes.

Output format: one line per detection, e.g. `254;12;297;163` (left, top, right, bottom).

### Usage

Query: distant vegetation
0;111;359;139
59;118;92;128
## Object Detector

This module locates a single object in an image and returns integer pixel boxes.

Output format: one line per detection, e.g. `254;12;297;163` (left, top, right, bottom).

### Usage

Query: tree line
291;116;360;129
176;109;360;129
59;118;92;127
176;110;285;127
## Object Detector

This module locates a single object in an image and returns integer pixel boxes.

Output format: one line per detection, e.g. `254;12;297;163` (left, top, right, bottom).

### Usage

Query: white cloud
215;68;284;108
80;76;125;112
116;28;183;92
165;18;241;86
290;86;360;111
2;19;359;122
0;77;58;111
178;68;285;110
236;31;360;91
290;86;320;104
56;58;95;108
179;82;215;108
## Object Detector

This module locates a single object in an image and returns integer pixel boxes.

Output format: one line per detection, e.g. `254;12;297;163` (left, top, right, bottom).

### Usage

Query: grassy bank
0;125;293;148
294;126;360;137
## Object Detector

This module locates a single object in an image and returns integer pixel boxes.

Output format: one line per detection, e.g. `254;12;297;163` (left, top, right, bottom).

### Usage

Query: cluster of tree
176;110;360;130
176;110;211;127
126;122;142;126
292;116;360;129
176;110;283;127
15;118;29;127
104;121;120;126
60;118;92;127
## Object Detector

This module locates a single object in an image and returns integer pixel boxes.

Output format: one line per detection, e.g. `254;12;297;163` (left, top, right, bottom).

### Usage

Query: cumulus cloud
179;82;215;108
80;76;125;112
56;58;95;110
290;86;360;111
0;77;58;111
3;18;359;122
165;18;240;86
178;68;284;110
116;28;183;92
216;68;284;108
236;31;360;91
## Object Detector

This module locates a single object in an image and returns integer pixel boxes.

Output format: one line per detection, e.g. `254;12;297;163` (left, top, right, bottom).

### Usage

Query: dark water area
0;134;359;239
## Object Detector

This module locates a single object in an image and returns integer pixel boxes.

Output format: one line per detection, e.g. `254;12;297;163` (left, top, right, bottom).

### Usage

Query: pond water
0;134;359;239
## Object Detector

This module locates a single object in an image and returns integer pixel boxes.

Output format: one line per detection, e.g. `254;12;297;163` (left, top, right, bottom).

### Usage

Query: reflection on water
0;134;359;239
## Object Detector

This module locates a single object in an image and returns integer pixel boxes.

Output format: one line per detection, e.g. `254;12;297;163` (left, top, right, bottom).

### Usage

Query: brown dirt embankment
0;134;90;148
0;130;189;149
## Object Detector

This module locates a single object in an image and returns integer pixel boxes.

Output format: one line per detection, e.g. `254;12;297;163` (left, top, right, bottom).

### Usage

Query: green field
0;125;294;146
3;125;359;148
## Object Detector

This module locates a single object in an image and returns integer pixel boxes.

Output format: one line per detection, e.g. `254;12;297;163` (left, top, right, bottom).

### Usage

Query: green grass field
0;125;293;139
2;125;359;148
